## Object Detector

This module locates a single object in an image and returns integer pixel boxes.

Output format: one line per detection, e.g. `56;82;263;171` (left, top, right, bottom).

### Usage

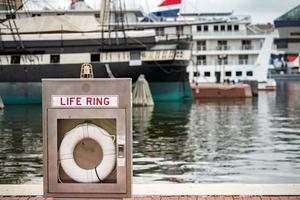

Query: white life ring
59;123;116;183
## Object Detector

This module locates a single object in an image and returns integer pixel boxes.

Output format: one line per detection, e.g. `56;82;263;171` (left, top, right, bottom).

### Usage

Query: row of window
196;55;249;65
5;13;125;23
4;13;65;19
11;54;62;64
10;53;120;64
156;26;185;36
8;52;150;64
197;24;239;32
194;71;253;77
197;40;253;51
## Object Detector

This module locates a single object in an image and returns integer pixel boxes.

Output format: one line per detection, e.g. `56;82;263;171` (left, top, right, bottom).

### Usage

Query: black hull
0;61;190;83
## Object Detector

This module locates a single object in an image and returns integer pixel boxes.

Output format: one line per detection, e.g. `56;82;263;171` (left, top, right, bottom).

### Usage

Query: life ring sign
43;79;131;198
59;123;116;183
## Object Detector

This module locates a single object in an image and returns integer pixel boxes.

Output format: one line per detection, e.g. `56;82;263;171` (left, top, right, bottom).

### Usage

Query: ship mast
15;0;22;9
99;0;110;31
0;0;22;9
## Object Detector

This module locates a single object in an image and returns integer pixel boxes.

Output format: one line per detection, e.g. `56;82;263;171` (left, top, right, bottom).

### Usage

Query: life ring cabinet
42;79;132;199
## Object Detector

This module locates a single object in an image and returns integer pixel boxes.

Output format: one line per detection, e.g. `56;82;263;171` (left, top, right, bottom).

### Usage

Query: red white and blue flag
152;0;182;17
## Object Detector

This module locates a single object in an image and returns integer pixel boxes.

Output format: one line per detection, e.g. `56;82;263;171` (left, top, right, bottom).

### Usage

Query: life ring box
42;79;132;199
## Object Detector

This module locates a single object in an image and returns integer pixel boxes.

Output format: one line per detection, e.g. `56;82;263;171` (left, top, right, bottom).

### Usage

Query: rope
94;168;103;183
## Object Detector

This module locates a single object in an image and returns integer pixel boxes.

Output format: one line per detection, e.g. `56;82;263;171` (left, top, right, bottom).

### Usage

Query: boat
0;0;194;104
187;13;278;91
136;3;278;92
191;83;252;98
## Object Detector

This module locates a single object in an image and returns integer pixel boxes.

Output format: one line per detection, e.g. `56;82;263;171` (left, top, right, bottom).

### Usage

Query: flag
71;0;79;6
287;54;299;68
159;0;182;7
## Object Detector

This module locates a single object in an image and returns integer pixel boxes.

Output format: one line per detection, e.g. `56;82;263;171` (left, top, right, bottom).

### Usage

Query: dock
0;195;299;200
0;184;299;199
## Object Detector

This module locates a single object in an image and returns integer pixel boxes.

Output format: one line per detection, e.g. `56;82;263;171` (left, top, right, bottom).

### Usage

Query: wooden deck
0;196;300;200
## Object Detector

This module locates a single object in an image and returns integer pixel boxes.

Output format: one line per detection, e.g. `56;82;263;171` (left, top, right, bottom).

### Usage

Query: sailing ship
0;0;193;104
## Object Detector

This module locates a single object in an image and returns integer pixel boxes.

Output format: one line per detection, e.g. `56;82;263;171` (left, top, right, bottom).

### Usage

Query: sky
25;0;300;24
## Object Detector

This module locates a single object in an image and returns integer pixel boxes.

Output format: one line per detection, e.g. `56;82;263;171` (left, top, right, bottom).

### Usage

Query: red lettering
56;96;115;107
76;97;82;106
60;97;66;105
96;97;102;105
104;97;110;105
86;97;92;105
69;97;75;105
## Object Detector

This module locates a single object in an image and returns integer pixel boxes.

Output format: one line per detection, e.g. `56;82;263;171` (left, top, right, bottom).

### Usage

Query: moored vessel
0;0;193;104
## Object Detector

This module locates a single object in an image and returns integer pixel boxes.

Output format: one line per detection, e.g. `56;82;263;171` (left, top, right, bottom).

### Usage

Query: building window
242;40;252;50
197;40;206;51
217;40;228;50
234;25;239;31
91;53;100;62
130;52;141;60
220;25;226;31
204;72;211;77
276;41;288;49
225;71;232;77
246;71;253;76
203;25;208;32
291;32;300;36
239;55;248;65
50;55;60;64
31;13;41;17
218;55;228;65
227;25;232;31
156;27;165;36
194;72;200;77
115;12;124;23
197;25;202;32
236;71;242;76
176;26;184;35
214;25;219;32
11;55;21;64
196;55;206;65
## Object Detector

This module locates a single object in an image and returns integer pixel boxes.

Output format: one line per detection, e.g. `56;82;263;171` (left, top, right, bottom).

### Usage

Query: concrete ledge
0;184;300;196
0;185;42;196
133;184;300;196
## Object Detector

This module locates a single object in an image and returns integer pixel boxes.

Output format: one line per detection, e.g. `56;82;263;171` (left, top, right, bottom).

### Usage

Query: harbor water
0;81;300;184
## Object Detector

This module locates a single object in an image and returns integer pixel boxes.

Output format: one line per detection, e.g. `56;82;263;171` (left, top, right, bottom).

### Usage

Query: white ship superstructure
185;13;278;84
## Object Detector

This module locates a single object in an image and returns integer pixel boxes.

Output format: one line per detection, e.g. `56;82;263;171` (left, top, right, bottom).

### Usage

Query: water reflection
0;82;300;184
133;101;192;183
0;105;43;184
133;82;300;183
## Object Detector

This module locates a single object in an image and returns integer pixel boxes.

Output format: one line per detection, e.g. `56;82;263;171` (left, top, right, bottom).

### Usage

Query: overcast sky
26;0;300;23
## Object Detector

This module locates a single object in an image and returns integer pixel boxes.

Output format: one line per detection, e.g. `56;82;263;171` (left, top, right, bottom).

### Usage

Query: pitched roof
274;4;300;27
